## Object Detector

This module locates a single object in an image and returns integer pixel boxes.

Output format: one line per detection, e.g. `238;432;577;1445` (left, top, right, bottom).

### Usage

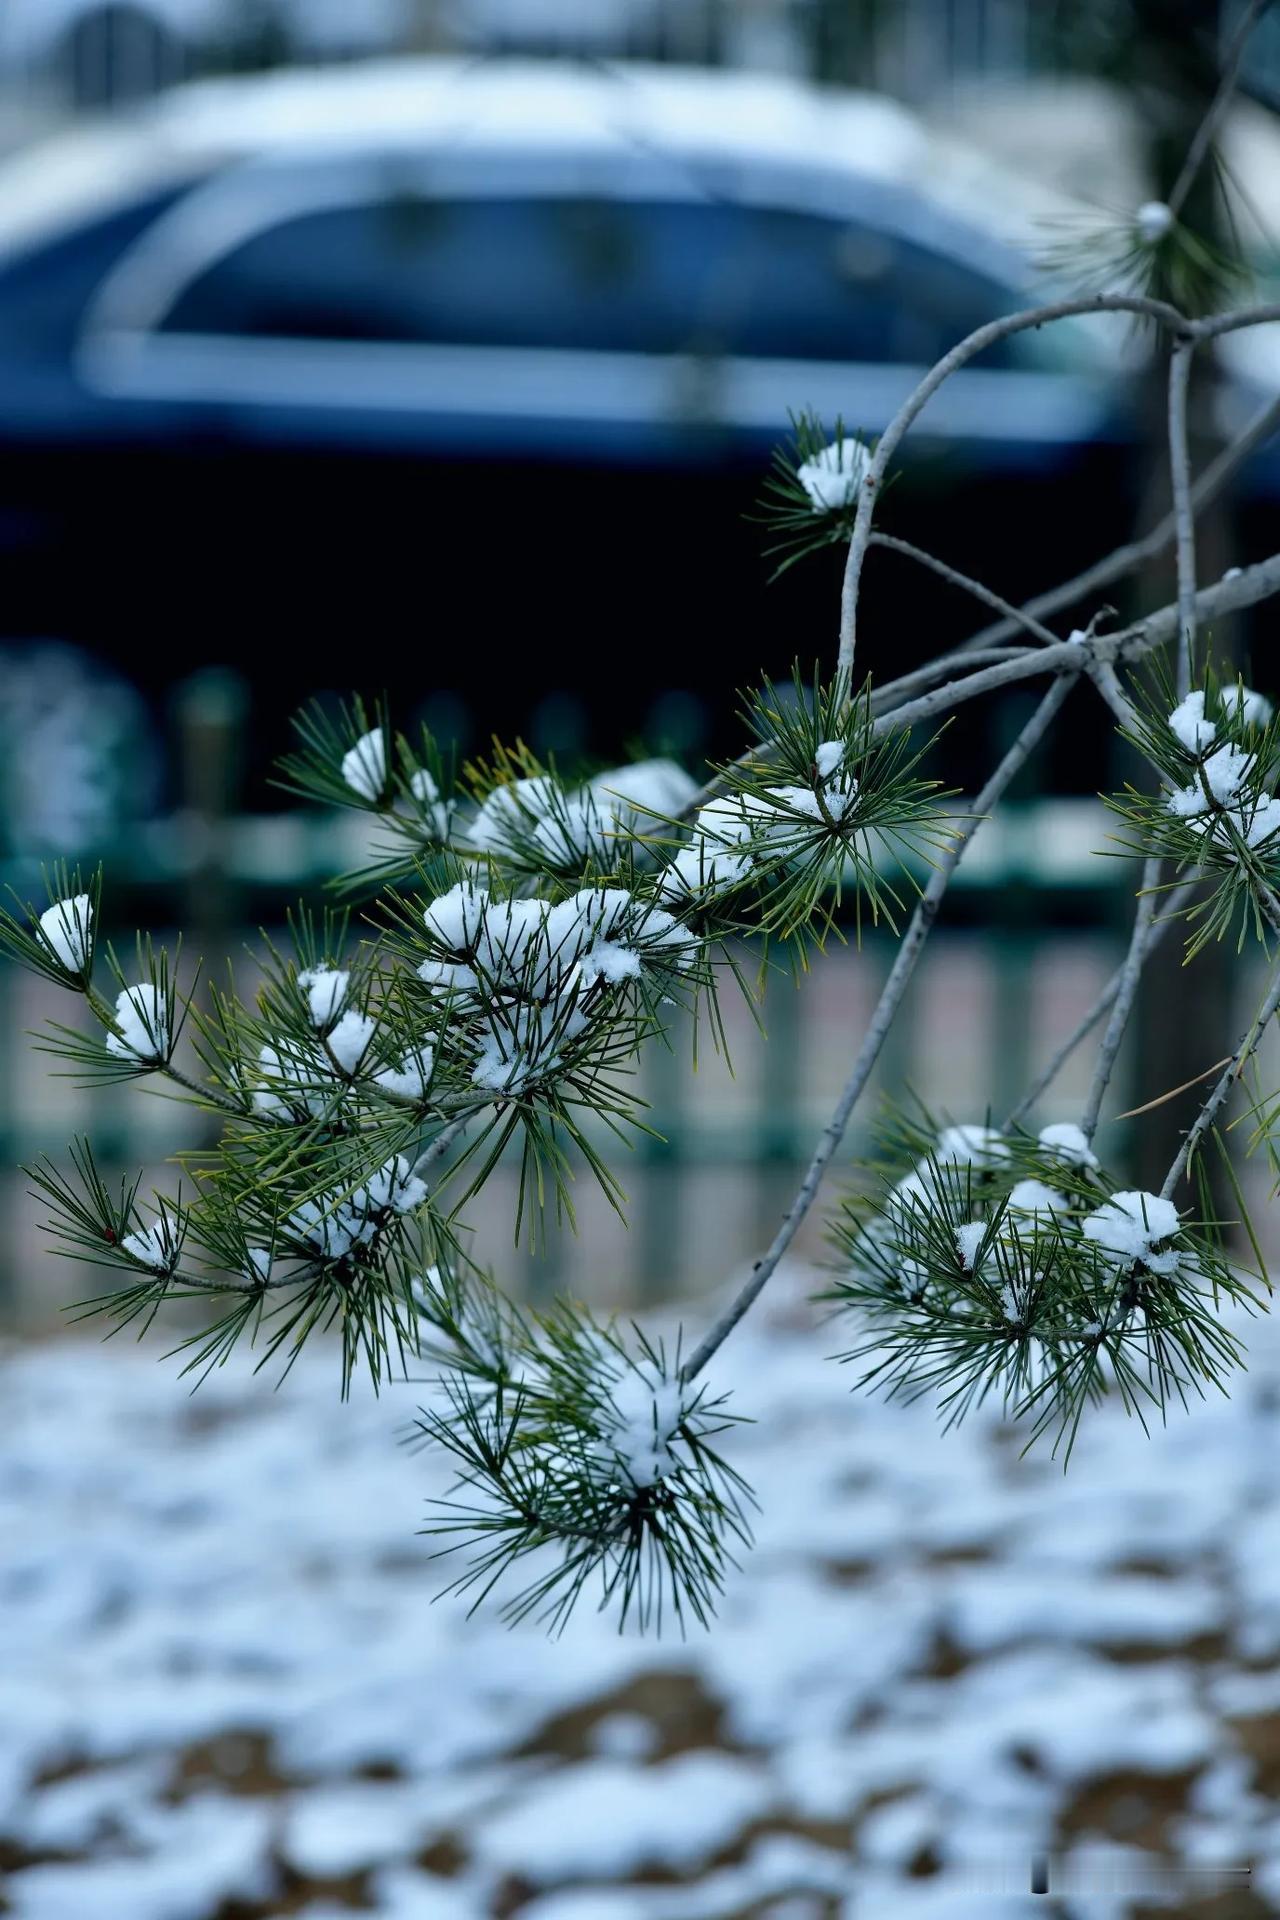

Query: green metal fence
2;799;1274;1325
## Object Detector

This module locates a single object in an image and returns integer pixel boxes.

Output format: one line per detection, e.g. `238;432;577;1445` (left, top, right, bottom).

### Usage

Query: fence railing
5;796;1276;1328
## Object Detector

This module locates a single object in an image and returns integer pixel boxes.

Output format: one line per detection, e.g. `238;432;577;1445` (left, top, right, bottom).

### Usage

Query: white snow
120;1220;180;1274
591;758;699;824
296;963;349;1028
422;880;489;954
597;1362;692;1488
1006;1178;1067;1216
954;1221;986;1271
657;839;754;903
288;1155;426;1259
6;1269;1280;1915
252;1037;332;1118
1135;199;1173;243
341;728;388;804
467;776;560;854
1240;796;1280;848
408;766;453;840
282;1781;438;1880
37;894;92;973
326;1008;376;1075
796;436;869;513
104;983;169;1063
1037;1121;1099;1170
935;1125;1011;1169
473;1752;772;1880
533;790;613;868
1225;684;1273;729
532;763;701;869
422;884;697;1080
373;1047;435;1102
813;740;846;782
1201;745;1253;802
1167;690;1215;754
1170;775;1280;853
1081;1190;1182;1274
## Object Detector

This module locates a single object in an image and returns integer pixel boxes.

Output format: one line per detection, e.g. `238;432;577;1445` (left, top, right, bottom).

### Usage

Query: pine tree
7;6;1280;1632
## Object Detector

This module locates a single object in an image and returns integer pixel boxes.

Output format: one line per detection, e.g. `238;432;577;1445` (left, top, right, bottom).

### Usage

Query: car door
76;147;1118;467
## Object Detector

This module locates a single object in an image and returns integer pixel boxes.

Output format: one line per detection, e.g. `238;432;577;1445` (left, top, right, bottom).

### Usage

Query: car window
1;185;193;349
159;193;1061;371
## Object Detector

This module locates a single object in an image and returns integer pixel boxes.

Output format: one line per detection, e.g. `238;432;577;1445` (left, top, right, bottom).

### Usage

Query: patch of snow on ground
3;1267;1280;1915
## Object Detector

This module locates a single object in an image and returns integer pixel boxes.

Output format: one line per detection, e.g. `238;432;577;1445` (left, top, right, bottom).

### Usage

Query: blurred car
0;57;1132;472
0;57;1271;798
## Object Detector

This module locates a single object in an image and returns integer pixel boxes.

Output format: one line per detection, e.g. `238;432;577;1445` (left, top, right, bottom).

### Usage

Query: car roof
0;57;1082;267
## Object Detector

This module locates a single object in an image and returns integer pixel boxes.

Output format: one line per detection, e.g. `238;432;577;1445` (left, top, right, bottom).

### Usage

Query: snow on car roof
0;57;1083;265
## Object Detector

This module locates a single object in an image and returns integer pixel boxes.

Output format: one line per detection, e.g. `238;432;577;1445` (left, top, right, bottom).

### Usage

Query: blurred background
2;0;1280;1319
5;8;1280;1920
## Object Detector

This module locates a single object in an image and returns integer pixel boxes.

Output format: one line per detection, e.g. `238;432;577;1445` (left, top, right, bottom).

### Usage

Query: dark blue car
0;57;1134;469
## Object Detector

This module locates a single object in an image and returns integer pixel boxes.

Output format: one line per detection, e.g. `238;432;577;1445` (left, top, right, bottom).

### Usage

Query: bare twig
1162;961;1280;1198
1081;856;1164;1143
957;388;1280;655
411;1111;473;1179
868;646;1036;715
680;548;1280;829
867;532;1061;646
1115;1057;1233;1120
1167;0;1271;219
871;547;1280;737
1087;657;1142;735
1168;340;1199;700
156;1058;250;1118
836;292;1195;681
1004;878;1199;1130
1195;300;1280;340
682;673;1077;1383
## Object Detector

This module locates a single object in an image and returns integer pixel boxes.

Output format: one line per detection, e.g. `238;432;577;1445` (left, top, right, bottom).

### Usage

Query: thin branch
1167;0;1270;219
680;548;1280;829
1088;657;1143;735
682;672;1078;1384
1115;1056;1233;1120
1004;877;1199;1130
1080;855;1163;1143
1168;340;1199;701
957;388;1280;655
1195;300;1280;340
835;292;1195;681
1161;960;1280;1198
867;532;1062;646
157;1058;251;1118
870;546;1280;737
868;645;1037;716
412;1111;473;1179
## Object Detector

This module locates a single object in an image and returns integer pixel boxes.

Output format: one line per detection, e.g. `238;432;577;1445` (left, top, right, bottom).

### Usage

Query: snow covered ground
3;1269;1279;1920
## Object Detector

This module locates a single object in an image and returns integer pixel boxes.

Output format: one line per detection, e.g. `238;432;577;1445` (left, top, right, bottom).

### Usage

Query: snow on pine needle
13;60;1280;1641
753;411;874;578
1108;663;1280;954
416;1305;751;1634
828;1101;1264;1460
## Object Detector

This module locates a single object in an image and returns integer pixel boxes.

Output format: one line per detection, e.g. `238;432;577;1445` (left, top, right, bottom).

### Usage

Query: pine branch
1163;959;1280;1199
959;388;1280;656
1168;340;1199;702
866;533;1062;647
1166;0;1271;221
1006;877;1199;1128
681;671;1077;1384
1080;856;1164;1144
836;292;1197;682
